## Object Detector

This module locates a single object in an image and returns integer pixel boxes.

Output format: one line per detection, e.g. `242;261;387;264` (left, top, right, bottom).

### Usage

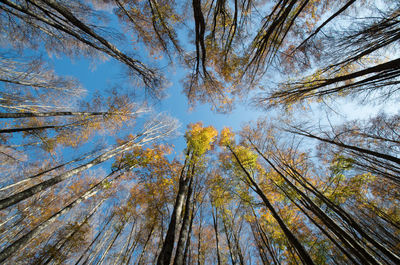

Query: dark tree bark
227;144;316;265
0;0;162;92
0;169;126;263
0;111;108;119
157;150;191;265
173;175;194;265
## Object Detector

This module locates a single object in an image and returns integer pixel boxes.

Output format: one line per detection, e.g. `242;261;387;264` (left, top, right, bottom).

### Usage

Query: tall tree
0;0;163;93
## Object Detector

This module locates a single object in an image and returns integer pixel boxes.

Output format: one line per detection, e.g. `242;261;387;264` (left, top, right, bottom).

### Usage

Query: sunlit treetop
184;122;218;156
218;126;235;147
231;145;258;170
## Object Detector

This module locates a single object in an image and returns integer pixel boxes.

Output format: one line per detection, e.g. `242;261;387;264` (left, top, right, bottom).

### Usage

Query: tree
256;4;400;108
219;127;316;265
0;0;163;93
240;119;400;264
285;115;400;185
1;0;400;264
157;122;217;265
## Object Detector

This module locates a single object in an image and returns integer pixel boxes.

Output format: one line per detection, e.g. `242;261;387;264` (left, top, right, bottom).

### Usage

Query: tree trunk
228;145;315;265
294;130;400;166
0;111;108;119
183;202;195;265
211;204;222;265
0;150;95;193
113;220;136;265
42;198;107;265
0;134;142;210
294;0;356;51
157;150;191;265
0;169;124;263
250;140;383;264
222;213;236;265
136;225;155;265
0;0;160;90
73;213;115;265
250;206;280;265
173;175;194;265
283;159;400;264
96;226;124;265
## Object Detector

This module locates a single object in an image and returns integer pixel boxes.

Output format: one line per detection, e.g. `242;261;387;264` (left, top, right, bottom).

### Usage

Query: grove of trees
0;0;399;264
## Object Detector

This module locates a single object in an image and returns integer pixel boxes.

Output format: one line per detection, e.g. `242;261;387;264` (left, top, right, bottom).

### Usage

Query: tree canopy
0;0;399;264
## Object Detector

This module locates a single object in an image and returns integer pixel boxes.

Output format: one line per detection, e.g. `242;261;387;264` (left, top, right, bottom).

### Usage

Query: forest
0;0;399;264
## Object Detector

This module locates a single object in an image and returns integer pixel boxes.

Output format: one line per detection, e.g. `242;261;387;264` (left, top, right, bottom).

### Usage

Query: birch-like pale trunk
73;213;116;265
0;133;144;210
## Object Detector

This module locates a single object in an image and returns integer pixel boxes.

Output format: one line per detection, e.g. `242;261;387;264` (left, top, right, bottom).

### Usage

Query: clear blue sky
48;51;266;156
43;0;399;159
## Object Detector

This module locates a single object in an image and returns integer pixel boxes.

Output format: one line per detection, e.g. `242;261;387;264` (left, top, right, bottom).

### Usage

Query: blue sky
47;50;267;155
47;49;400;160
35;0;399;162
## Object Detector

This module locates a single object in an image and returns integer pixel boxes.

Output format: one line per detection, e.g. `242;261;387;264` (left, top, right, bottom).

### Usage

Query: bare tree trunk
250;140;384;265
0;150;95;193
173;175;194;265
0;0;161;90
73;213;116;265
211;204;222;265
292;129;400;166
114;221;136;265
157;151;191;265
0;168;124;263
228;145;315;265
42;198;107;265
183;202;195;265
293;0;356;52
136;225;155;265
0;134;142;210
96;226;124;265
282;158;399;264
222;214;236;265
0;111;108;119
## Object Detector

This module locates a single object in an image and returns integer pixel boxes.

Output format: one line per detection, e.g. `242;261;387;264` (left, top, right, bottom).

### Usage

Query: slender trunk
197;205;203;265
136;225;155;265
123;230;141;265
0;134;141;210
232;217;245;265
42;198;107;265
0;123;68;134
250;222;269;265
227;145;315;265
283;159;400;264
174;170;194;265
250;206;280;265
294;0;356;52
222;214;236;265
211;204;222;265
113;220;136;265
0;0;158;88
0;111;108;119
157;150;191;265
82;223;115;265
0;168;123;263
74;213;115;265
183;202;195;265
0;150;95;193
302;57;400;91
295;130;400;166
249;140;382;264
276;182;359;265
96;226;124;265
